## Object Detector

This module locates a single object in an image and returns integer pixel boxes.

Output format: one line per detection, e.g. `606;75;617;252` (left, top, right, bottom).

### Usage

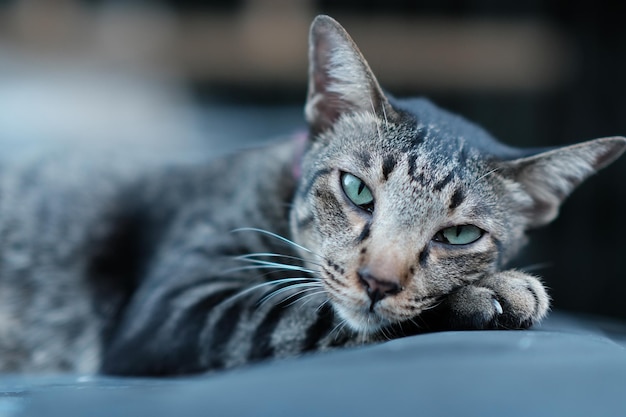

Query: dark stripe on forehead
407;153;426;185
434;171;455;192
356;151;372;168
382;155;397;181
407;153;417;178
449;188;466;211
299;168;331;198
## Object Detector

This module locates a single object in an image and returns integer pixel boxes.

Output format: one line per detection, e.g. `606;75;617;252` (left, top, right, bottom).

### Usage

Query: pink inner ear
291;130;309;180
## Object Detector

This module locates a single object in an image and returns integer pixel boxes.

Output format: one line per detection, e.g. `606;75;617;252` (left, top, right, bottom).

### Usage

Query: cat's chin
332;302;395;335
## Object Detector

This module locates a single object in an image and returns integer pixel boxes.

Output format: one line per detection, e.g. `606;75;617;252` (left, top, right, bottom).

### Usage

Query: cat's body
0;16;624;375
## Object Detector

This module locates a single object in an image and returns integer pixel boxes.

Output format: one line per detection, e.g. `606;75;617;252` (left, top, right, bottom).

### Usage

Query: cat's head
290;15;626;334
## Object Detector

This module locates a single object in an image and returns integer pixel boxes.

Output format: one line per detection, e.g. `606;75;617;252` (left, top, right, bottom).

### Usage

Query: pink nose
357;268;403;310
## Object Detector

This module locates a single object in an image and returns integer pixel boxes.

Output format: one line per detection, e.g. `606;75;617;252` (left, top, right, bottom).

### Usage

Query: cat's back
0;143;174;372
0;148;119;371
0;135;300;372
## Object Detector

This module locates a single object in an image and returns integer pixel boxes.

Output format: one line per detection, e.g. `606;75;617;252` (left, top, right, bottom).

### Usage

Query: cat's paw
446;270;550;330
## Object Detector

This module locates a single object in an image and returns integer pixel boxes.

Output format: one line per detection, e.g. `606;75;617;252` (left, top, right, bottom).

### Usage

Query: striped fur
0;16;624;375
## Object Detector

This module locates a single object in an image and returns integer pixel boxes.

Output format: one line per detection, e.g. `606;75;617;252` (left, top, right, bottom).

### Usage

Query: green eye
341;172;374;212
434;225;483;245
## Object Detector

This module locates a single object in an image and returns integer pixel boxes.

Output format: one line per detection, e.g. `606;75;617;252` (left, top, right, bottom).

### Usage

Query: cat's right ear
501;136;626;228
305;15;397;135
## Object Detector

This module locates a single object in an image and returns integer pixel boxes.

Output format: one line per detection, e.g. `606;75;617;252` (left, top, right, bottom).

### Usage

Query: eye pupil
357;182;366;195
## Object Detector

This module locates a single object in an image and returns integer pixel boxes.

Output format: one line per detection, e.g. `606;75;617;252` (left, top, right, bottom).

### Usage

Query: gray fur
0;15;624;375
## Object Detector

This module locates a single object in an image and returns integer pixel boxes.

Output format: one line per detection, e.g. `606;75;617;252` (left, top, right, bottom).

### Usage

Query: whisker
231;259;317;274
287;289;328;309
221;277;317;306
381;99;389;126
281;288;326;309
329;319;349;341
406;316;422;332
266;287;318;306
218;267;305;283
222;264;317;276
258;282;323;307
471;167;502;189
357;317;371;344
315;298;331;313
236;253;325;269
519;262;553;273
421;299;443;311
221;265;297;277
369;95;384;143
231;228;322;258
378;324;392;341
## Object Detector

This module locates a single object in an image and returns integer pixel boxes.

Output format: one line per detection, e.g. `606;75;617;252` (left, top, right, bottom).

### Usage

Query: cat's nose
357;267;403;309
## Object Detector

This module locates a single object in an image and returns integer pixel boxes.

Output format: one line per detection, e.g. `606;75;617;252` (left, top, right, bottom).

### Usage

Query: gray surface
1;60;625;417
1;312;623;417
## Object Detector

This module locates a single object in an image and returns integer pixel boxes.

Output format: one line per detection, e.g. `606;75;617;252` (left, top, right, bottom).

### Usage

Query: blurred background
0;0;625;320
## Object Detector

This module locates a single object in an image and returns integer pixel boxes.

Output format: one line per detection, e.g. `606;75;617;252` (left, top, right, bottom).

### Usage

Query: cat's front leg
443;270;550;330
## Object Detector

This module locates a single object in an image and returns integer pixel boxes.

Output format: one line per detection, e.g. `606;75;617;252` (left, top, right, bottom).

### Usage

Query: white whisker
258;282;323;307
378;324;392;341
236;253;324;269
221;265;299;276
407;317;422;331
471;167;502;189
315;298;331;313
222;265;319;279
287;289;328;309
280;288;326;309
421;299;443;311
231;259;317;274
221;277;317;306
519;262;553;273
369;95;384;143
363;316;373;344
381;99;389;126
329;319;349;341
231;228;321;258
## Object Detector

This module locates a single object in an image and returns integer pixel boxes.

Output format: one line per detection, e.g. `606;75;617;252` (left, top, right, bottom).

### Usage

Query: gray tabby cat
0;15;624;375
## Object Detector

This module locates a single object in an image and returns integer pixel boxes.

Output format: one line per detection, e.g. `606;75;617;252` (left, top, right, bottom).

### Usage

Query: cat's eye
341;172;374;212
433;225;483;245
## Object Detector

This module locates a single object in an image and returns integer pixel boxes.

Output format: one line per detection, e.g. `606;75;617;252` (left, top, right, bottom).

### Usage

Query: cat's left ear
305;15;398;135
501;136;626;228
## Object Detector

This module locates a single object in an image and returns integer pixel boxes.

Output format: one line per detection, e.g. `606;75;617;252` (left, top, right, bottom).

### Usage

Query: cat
0;15;624;376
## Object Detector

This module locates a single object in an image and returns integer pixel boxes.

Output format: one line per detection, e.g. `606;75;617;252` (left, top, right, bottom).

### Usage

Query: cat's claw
492;298;503;315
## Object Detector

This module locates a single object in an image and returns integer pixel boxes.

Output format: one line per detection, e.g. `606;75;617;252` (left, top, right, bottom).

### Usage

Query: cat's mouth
319;263;436;334
331;300;394;334
327;289;425;335
324;280;439;335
